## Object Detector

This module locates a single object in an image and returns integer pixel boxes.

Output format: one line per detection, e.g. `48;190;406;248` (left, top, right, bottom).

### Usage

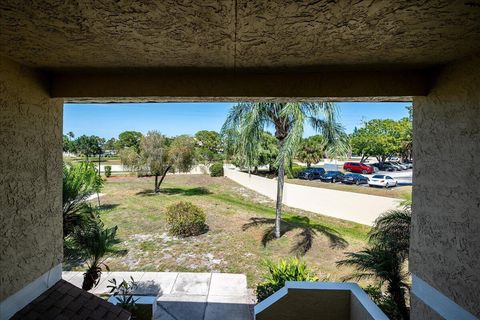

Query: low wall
224;169;398;225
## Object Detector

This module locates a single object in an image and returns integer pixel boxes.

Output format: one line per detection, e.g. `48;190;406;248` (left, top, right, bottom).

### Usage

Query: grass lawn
64;157;121;165
287;177;412;199
77;175;372;288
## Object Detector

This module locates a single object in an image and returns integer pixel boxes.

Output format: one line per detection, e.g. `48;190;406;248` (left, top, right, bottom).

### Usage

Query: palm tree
337;207;412;319
368;209;411;259
337;245;410;319
222;102;346;238
68;218;122;291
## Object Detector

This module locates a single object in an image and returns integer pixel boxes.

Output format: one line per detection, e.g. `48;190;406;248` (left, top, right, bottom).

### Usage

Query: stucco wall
0;57;63;300
411;54;480;318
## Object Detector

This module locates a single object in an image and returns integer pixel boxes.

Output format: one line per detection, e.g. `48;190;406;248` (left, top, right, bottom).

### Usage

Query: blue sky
64;102;410;139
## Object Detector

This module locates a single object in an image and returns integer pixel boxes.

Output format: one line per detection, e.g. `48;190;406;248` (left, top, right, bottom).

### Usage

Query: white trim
0;264;62;319
254;281;388;320
411;274;477;320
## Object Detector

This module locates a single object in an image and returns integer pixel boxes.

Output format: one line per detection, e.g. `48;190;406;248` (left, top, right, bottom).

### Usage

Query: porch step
62;271;254;320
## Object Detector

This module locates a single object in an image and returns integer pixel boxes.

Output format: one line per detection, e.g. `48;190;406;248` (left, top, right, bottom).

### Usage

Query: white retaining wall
224;168;399;225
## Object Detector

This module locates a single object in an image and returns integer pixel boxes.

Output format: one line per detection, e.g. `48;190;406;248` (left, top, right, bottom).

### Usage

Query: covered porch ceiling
1;1;479;101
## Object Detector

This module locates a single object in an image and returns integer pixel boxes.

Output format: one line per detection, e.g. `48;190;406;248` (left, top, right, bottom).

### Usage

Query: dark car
297;167;326;180
343;162;374;174
372;162;396;172
319;171;345;183
341;173;369;185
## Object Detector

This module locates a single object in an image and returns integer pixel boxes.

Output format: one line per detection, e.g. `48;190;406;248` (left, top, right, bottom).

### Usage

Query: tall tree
296;135;327;167
115;131;143;152
194;130;223;164
350;119;404;163
222;102;346;239
225;130;279;173
129;131;196;193
103;138;117;152
74;135;103;161
63;134;75;153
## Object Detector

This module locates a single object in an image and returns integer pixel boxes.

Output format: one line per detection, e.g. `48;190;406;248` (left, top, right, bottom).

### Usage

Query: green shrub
210;162;224;177
256;258;318;302
165;201;207;237
363;285;401;319
286;164;306;179
104;165;112;177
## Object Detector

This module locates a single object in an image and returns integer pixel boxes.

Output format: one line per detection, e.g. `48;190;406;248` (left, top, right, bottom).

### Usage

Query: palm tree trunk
275;140;285;239
389;284;410;320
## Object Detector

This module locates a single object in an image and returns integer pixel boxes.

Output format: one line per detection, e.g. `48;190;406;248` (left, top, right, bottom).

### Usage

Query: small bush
104;165;112;177
210;162;224;177
256;258;318;302
286;164;305;179
165;201;207;237
363;285;401;319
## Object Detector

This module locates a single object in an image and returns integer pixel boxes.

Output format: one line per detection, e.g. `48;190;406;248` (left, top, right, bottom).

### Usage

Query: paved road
225;168;399;226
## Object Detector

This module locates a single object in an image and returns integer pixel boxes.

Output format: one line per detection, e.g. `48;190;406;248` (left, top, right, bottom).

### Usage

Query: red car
343;162;374;174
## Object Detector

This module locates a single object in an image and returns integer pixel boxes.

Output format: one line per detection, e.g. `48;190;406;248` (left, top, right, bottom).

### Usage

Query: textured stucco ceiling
1;0;480;71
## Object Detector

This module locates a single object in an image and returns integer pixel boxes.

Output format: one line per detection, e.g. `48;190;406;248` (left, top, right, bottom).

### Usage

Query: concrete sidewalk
62;271;253;320
224;168;399;225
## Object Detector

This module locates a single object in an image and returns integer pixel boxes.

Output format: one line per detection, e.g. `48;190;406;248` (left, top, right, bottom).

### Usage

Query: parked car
343;162;374;174
388;161;408;170
403;160;413;169
385;162;403;171
368;175;398;188
372;162;395;172
297;167;326;180
319;171;345;183
341;173;369;185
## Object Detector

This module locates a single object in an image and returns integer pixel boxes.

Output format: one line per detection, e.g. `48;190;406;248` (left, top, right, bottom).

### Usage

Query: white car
368;174;398;188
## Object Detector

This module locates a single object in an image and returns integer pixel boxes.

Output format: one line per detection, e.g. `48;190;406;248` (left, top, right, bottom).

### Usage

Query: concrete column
0;57;63;317
411;54;480;319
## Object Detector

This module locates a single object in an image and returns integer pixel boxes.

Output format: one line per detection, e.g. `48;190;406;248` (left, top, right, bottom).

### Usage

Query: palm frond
278;103;304;166
369;209;411;259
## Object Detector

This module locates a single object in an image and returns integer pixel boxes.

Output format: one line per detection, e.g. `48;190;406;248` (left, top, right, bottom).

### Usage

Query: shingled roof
11;280;131;320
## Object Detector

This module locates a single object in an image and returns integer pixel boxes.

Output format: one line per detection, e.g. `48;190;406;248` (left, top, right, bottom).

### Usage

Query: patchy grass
72;175;372;288
287;178;412;199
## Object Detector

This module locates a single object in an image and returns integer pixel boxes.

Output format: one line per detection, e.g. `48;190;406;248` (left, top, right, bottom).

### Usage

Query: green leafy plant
63;162;103;237
104;165;112;177
108;276;138;313
256;258;318;302
67;217;122;291
165;201;207;237
363;285;401;319
399;192;412;210
286;164;305;179
209;162;224;177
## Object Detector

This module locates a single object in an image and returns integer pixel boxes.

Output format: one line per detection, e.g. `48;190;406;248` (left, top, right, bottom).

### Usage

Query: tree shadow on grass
136;187;211;197
97;203;120;211
242;216;348;256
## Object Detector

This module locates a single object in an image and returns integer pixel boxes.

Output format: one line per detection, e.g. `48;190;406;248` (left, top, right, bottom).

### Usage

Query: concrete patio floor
62;271;254;320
